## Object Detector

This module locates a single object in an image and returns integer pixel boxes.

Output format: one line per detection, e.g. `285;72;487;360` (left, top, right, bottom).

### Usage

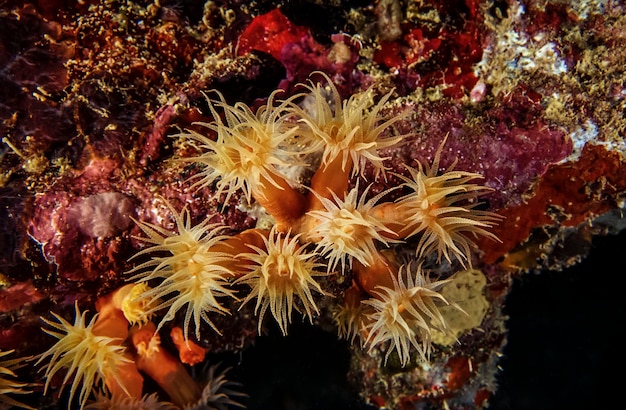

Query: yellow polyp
38;304;134;410
0;349;35;410
113;283;157;326
235;227;326;335
135;333;162;358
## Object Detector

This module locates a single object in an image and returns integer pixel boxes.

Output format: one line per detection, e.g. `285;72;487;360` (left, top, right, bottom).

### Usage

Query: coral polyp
394;145;502;267
6;0;625;408
0;349;34;410
235;227;326;335
36;304;132;410
295;73;406;178
306;184;398;273
85;392;177;410
364;265;455;366
333;284;371;345
183;365;246;410
115;283;159;326
128;203;239;340
178;89;302;204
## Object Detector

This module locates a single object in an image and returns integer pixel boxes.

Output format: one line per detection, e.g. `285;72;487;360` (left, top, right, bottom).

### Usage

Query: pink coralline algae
388;87;573;210
26;159;133;288
1;1;626;409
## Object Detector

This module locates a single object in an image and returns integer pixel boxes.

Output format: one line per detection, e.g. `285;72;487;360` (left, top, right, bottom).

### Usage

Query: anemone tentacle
305;183;400;273
176;89;306;208
37;303;132;410
364;264;455;366
235;227;326;335
127;202;239;340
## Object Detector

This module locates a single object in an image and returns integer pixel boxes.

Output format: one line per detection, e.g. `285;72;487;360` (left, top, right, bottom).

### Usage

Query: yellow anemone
306;183;399;273
235;227;326;335
128;202;238;340
295;72;406;178
364;264;455;366
177;89;303;204
37;303;132;409
394;143;501;267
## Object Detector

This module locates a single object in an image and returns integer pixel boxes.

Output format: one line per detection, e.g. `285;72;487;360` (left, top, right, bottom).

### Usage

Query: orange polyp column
307;154;353;212
213;228;269;254
210;228;270;276
102;361;145;399
94;292;130;340
93;290;144;399
131;323;201;407
343;280;364;310
252;173;307;231
353;250;397;297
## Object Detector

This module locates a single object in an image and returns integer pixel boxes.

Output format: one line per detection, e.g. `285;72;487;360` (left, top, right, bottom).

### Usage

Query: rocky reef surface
1;1;625;409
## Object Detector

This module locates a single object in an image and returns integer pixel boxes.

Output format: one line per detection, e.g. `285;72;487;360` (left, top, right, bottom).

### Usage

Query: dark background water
489;229;625;410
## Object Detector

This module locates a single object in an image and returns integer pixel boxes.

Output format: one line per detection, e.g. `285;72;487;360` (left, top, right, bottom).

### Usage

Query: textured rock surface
1;1;624;409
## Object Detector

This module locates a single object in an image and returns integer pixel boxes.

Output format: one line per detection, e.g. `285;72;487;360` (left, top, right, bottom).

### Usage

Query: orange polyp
93;290;144;399
94;291;130;340
170;326;208;365
210;228;270;275
307;154;352;212
253;173;307;231
353;250;397;297
131;323;201;407
103;361;144;399
211;228;268;254
343;281;364;308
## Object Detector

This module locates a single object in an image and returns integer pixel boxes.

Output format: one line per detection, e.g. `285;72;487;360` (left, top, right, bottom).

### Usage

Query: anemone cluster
2;73;499;409
0;349;34;410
